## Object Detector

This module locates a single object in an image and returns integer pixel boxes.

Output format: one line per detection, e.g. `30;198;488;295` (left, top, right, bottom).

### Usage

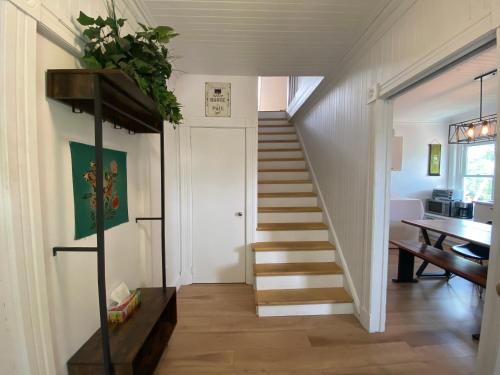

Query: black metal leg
392;249;418;283
160;129;166;289
94;76;113;375
416;230;449;279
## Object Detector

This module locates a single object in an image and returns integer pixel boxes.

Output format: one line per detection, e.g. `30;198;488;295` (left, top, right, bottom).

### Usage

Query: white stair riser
259;134;297;141
256;229;328;241
258;211;322;223
259;150;303;158
258;197;317;207
255;274;343;290
258;160;306;169
259;171;309;180
259;183;313;193
259;142;301;149
254;250;335;264
259;126;295;133
257;303;353;317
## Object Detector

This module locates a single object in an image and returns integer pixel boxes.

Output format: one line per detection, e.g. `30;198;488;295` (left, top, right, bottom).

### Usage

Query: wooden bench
390;239;488;288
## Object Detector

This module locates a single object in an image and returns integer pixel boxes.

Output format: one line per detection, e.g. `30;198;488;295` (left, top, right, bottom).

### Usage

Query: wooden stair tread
259;131;296;135
255;288;352;306
259;192;316;198
258;148;302;152
259;168;308;172
259;158;305;162
252;241;335;251
258;180;312;184
254;262;343;276
257;222;328;231
259;140;298;143
259;124;293;128
258;206;322;213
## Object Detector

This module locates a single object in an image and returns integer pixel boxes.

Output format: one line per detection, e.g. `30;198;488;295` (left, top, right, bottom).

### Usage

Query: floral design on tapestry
82;160;121;228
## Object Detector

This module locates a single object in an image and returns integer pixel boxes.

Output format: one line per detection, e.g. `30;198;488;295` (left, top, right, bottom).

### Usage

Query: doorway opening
258;76;288;112
385;41;497;359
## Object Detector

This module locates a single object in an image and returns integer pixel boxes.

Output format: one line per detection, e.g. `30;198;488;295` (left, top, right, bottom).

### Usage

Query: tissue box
108;289;142;324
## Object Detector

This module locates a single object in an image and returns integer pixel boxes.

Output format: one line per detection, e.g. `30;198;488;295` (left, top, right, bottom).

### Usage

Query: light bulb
466;124;475;139
480;120;489;136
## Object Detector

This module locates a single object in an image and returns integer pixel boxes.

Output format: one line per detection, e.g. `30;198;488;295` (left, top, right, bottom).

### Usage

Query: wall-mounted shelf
47;69;172;375
47;69;163;133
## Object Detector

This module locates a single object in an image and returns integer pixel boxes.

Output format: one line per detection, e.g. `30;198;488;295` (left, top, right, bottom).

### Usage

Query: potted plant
77;0;182;126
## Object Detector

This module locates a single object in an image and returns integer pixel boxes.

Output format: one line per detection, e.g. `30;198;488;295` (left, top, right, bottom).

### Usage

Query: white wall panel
294;0;496;329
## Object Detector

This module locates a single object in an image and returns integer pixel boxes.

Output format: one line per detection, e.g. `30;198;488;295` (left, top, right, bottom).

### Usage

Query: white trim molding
363;99;393;332
245;127;258;285
0;2;56;374
179;126;193;285
287;77;324;119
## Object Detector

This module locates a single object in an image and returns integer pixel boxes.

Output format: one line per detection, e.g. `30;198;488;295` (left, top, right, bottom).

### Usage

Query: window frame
460;142;495;202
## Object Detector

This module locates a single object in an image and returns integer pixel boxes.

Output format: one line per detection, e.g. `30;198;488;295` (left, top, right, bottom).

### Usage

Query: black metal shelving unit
48;69;174;375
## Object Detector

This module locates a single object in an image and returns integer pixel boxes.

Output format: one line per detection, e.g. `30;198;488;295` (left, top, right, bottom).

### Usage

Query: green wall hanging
70;141;129;240
428;144;442;176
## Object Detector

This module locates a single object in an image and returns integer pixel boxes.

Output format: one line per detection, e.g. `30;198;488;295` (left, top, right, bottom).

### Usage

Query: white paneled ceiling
394;47;497;124
142;0;390;75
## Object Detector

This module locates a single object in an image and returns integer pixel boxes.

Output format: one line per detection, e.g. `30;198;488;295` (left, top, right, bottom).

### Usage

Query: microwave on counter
426;199;453;217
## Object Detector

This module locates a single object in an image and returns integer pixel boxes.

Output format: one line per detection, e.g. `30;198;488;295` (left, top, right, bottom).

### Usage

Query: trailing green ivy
77;3;182;125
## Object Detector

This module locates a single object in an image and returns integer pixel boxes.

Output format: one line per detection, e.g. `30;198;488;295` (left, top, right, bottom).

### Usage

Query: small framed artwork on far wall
428;144;442;176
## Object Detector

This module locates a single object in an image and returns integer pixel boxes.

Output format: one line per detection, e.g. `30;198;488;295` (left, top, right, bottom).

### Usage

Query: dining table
401;218;491;278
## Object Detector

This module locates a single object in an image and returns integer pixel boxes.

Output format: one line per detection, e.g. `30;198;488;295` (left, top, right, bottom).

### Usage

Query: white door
191;127;246;283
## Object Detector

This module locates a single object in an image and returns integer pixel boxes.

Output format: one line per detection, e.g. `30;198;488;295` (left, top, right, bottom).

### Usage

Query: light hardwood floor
156;249;482;374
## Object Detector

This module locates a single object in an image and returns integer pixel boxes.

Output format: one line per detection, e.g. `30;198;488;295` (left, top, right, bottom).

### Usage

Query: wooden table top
402;218;491;247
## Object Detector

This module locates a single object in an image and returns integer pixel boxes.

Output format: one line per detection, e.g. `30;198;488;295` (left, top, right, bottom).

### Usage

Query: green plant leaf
77;11;96;26
83;27;101;40
78;8;182;125
83;55;103;69
137;22;149;31
154;26;178;43
117;37;130;51
95;16;106;27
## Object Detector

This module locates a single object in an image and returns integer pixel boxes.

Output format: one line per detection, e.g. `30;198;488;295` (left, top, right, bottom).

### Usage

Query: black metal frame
448;69;497;145
52;74;166;375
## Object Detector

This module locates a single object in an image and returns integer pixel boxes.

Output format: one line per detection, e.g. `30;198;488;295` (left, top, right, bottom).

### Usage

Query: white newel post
0;1;56;374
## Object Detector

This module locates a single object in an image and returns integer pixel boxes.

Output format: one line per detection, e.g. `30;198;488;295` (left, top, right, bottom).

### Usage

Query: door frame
366;30;499;333
179;125;258;285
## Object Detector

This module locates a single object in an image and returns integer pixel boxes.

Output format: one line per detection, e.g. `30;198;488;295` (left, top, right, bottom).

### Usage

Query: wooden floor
156;249;483;374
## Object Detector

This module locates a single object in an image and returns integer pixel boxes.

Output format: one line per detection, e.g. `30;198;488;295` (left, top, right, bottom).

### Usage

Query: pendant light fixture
448;69;497;144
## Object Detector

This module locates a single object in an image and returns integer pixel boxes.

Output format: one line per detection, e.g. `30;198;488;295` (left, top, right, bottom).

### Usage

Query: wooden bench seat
390;239;488;288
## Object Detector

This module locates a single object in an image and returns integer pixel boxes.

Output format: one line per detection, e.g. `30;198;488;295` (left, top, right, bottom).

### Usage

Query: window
462;143;495;202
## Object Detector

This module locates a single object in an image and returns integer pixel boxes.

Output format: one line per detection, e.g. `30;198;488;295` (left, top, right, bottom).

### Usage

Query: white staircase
253;113;353;317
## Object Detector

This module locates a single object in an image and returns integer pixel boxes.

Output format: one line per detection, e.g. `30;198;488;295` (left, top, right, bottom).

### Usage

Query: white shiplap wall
293;0;497;328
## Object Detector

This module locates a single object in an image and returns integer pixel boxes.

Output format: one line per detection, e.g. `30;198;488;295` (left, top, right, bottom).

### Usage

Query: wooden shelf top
46;69;163;134
68;287;176;366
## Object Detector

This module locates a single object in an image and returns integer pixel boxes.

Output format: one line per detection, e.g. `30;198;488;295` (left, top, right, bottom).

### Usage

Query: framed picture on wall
428;144;442;176
205;82;231;117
